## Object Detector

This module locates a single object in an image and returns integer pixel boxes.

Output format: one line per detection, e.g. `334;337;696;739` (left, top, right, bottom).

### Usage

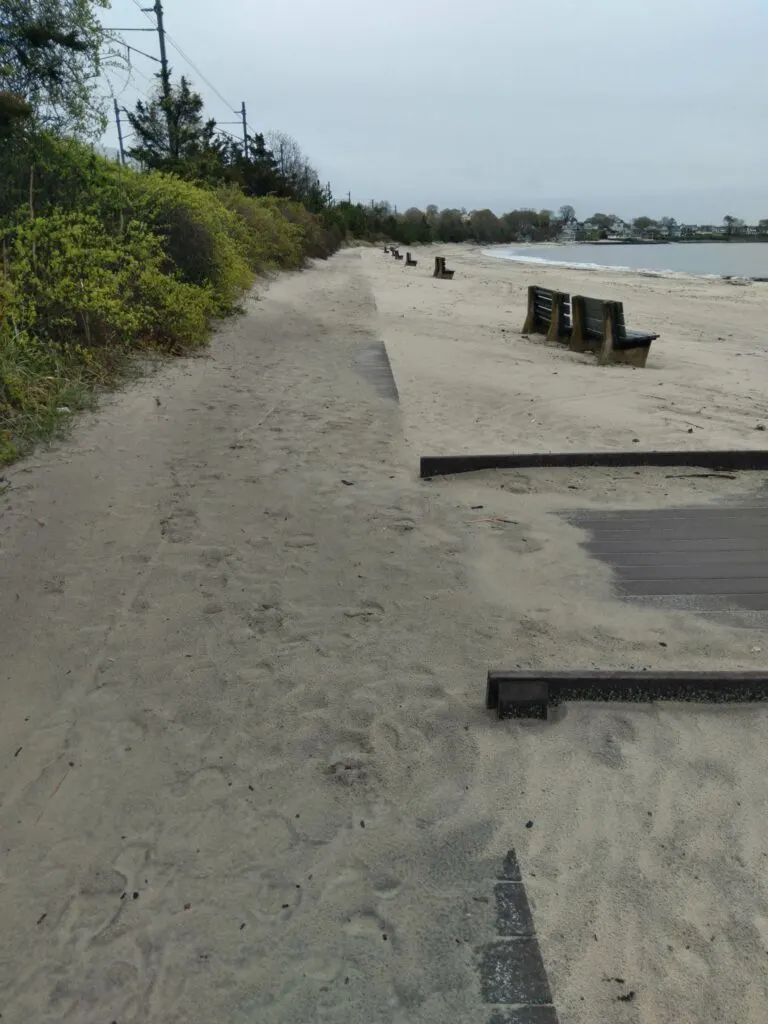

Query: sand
1;245;768;1023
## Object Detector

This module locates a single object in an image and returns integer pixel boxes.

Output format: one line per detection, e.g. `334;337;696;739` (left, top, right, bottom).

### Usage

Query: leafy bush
119;170;253;313
0;137;341;464
3;210;214;350
215;188;306;270
0;314;98;463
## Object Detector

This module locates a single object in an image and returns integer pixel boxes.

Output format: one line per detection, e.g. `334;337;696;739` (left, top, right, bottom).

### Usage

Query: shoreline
482;243;768;282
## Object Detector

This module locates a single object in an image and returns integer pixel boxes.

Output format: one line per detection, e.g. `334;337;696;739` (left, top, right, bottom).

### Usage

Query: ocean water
489;242;768;279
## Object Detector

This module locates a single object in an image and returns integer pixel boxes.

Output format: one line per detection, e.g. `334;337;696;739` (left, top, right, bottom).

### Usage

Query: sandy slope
1;247;768;1024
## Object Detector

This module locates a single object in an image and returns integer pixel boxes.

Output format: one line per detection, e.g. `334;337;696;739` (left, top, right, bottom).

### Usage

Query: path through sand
2;248;768;1023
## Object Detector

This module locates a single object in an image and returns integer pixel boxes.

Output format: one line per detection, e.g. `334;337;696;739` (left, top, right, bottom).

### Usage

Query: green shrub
0;315;98;461
215;188;306;270
3;210;215;349
0;136;341;465
120;170;253;313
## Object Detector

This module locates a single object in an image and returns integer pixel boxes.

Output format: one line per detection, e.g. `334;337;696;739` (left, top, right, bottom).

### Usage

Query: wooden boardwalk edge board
486;670;768;719
420;451;768;478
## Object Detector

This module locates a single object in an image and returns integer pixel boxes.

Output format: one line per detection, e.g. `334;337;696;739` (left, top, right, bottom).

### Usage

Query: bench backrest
532;286;555;324
532;287;571;330
581;296;605;338
579;297;628;342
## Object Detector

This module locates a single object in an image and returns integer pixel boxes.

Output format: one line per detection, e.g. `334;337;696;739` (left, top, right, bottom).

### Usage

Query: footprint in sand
57;862;133;947
370;870;402;900
343;910;392;943
252;874;302;920
159;507;200;543
325;755;372;787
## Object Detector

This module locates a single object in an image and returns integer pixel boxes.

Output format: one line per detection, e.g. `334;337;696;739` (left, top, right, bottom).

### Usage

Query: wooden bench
570;296;659;367
433;256;455;280
392;248;404;261
522;286;570;342
405;252;418;267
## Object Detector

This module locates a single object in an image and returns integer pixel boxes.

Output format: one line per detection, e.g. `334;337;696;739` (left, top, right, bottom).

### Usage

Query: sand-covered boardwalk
1;247;768;1023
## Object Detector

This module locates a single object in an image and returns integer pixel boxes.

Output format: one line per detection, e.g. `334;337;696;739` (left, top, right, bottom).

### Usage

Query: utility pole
114;99;126;165
239;102;248;159
150;1;173;154
152;1;171;103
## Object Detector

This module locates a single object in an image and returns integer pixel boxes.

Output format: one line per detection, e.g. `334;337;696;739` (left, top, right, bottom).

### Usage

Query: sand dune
1;247;767;1023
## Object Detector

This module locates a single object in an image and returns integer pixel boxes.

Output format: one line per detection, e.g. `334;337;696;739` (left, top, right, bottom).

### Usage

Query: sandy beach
2;245;768;1023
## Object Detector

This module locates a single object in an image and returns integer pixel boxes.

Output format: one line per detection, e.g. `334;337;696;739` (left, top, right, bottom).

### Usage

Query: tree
399;207;431;244
500;208;545;241
220;132;283;197
723;215;745;236
0;0;111;137
468;208;501;243
758;219;768;235
435;208;467;243
632;216;658;237
0;90;32;138
127;75;218;170
265;130;325;207
558;204;576;226
584;212;616;239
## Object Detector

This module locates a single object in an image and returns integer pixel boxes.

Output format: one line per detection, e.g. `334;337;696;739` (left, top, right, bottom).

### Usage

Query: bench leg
569;296;588;351
546;291;566;342
522;285;537;334
597;301;617;365
613;345;652;368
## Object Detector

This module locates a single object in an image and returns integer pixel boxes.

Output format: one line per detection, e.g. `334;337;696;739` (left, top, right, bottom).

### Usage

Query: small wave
483;248;711;280
484;249;631;272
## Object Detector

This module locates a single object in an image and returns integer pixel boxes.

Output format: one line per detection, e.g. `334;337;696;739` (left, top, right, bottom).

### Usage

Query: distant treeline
330;205;768;245
332;203;563;245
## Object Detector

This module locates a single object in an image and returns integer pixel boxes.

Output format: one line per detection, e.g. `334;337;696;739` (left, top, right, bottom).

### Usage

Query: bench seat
569;295;658;366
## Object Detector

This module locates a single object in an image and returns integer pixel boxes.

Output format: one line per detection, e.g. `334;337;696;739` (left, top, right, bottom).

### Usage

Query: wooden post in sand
569;295;586;350
597;301;618;365
522;285;537;333
597;301;620;365
433;256;443;278
547;291;566;342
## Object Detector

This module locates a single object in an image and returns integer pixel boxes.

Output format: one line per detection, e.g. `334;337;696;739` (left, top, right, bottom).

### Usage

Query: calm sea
489;242;768;279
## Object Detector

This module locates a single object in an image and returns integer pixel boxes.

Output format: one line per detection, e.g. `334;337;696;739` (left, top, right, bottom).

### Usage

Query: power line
214;127;242;143
163;31;235;111
129;0;235;112
130;0;156;24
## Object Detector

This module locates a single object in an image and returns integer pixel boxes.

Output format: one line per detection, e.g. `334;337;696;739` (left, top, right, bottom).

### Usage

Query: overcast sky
102;0;768;223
